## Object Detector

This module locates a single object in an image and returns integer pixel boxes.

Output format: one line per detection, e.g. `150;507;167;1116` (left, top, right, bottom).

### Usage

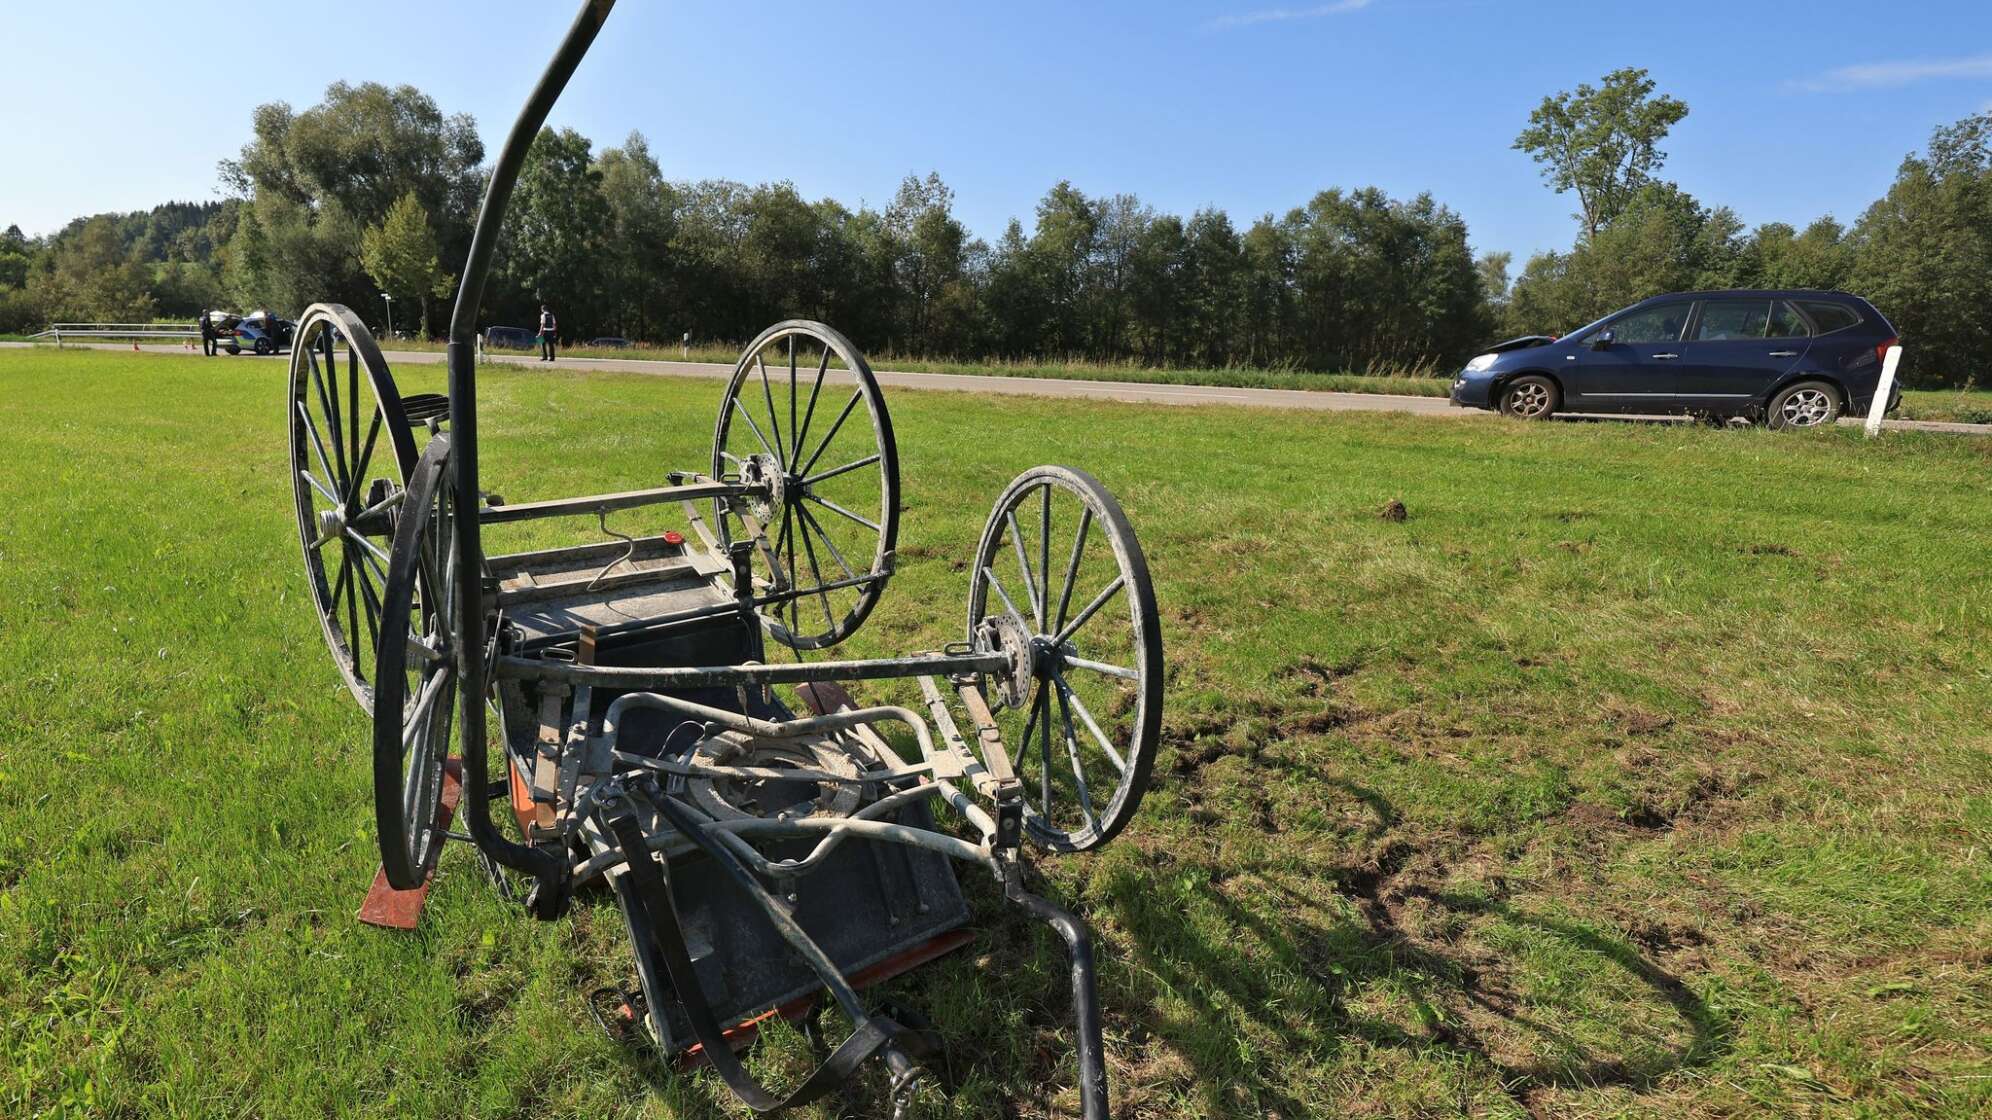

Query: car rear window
1767;301;1809;338
1795;300;1861;335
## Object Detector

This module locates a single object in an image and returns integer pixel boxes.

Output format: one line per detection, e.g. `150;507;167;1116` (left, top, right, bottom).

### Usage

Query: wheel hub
976;612;1039;709
317;506;346;544
739;453;787;523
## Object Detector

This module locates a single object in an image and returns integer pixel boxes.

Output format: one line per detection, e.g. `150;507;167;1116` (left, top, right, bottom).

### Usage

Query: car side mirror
1592;329;1615;350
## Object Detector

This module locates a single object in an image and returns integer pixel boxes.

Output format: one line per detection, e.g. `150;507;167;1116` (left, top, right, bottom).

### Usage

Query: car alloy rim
1513;383;1548;416
1783;389;1830;427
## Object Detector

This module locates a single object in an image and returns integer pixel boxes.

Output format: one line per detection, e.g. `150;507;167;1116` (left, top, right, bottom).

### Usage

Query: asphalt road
9;340;1986;434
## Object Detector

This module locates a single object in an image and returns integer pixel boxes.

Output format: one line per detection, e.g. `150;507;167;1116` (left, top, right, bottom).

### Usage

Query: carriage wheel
371;434;459;890
289;304;422;713
968;467;1163;852
712;321;899;650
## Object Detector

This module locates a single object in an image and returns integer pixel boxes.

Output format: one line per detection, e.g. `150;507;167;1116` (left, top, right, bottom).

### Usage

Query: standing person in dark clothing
197;309;216;356
538;304;558;361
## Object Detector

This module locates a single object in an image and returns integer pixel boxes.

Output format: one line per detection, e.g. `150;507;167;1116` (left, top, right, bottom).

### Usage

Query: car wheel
1499;375;1558;420
254;338;272;356
1767;380;1840;430
227;343;240;355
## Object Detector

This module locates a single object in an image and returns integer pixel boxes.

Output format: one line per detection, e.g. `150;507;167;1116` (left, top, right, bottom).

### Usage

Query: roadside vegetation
8;74;1992;389
4;349;1986;1119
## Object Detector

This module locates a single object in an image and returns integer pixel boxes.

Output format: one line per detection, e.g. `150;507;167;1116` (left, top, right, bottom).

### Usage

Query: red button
663;530;685;547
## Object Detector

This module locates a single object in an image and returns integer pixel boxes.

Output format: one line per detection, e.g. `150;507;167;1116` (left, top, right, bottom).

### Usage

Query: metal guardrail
28;323;201;345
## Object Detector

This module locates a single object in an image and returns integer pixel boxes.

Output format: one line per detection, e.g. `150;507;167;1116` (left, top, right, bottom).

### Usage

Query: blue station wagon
1451;290;1900;428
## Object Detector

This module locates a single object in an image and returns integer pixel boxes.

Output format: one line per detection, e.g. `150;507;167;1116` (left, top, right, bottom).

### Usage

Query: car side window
1693;300;1771;341
1795;300;1860;335
1767;301;1809;338
1609;302;1691;344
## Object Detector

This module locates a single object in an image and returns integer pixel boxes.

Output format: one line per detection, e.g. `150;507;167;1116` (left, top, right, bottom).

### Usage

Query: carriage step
402;393;450;424
358;758;463;930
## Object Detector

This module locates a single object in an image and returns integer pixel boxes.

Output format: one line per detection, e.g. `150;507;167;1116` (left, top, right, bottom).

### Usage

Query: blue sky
4;1;1990;263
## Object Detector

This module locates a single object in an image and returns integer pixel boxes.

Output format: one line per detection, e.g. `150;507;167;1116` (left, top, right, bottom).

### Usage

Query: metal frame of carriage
282;3;1163;1117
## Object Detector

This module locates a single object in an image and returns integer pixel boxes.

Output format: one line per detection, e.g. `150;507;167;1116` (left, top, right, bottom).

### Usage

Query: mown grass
1;349;1988;1119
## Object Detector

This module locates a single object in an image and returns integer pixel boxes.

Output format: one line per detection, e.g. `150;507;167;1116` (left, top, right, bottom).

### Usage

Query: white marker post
1865;344;1903;437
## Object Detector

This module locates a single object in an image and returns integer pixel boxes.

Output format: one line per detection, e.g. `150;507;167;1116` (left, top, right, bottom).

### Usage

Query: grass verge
1;350;1987;1119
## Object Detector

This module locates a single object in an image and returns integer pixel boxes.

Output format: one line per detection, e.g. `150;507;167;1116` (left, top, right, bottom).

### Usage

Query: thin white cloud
1206;1;1374;31
1795;52;1992;92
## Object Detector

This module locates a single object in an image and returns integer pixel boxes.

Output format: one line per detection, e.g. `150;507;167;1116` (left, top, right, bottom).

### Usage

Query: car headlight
1464;353;1498;373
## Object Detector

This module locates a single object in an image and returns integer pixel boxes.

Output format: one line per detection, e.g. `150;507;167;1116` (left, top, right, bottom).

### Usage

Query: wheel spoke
355;486;406;523
1038;486;1051;632
1052;575;1124;647
402;666;453;749
1006;510;1042;632
347;344;361;498
728;395;779;462
342;554;362;676
1055;671;1127;775
1038;682;1054;817
310;333;348;489
796;506;837;632
792;348;831;464
353;558;383;660
344;527;392;574
982;565;1032;635
798;389;863;479
756;353;785;467
1056;683;1101;833
1019;685;1051;773
806;492;880;533
299;469;339;508
296;400;340;497
797;503;858;580
1061;654;1138;682
788;335;799;465
330;553;352;636
348;409;384;505
802;454;880;487
1053;508;1093;634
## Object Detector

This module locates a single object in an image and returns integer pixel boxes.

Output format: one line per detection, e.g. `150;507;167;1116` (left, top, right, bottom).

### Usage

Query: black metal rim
288;303;420;713
372;434;459;890
967;466;1163;852
711;320;900;650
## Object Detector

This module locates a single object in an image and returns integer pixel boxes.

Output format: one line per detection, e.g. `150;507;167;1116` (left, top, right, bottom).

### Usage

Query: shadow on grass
1097;779;1730;1115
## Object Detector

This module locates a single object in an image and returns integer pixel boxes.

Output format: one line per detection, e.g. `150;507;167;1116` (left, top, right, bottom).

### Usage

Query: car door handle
1768;350;1797;357
1651;353;1679;360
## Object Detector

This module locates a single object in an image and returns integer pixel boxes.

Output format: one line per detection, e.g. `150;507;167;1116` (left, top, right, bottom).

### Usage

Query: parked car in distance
586;336;631;349
1450;290;1899;428
484;325;537;350
226;310;295;356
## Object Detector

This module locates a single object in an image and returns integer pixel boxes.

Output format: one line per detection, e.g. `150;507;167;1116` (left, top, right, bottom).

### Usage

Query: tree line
5;74;1990;385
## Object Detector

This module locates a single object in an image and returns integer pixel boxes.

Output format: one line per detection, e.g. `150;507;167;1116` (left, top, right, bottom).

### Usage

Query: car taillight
235;329;246;337
1876;336;1898;364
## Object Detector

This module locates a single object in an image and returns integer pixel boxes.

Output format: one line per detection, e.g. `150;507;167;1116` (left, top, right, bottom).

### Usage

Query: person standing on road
197;309;216;356
538;304;558;362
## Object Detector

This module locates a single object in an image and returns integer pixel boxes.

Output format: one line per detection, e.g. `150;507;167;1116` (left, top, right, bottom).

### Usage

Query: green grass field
2;350;1987;1119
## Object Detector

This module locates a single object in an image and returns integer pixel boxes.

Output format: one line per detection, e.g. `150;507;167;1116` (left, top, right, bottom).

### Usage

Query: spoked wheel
712;320;899;650
969;467;1163;852
289;303;422;712
372;434;459;890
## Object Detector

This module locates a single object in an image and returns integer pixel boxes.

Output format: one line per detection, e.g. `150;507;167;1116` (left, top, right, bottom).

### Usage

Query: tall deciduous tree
1515;68;1689;241
504;127;608;324
361;191;455;336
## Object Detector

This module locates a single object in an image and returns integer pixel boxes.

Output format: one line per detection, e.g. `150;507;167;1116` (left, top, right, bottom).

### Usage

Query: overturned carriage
282;13;1165;1112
